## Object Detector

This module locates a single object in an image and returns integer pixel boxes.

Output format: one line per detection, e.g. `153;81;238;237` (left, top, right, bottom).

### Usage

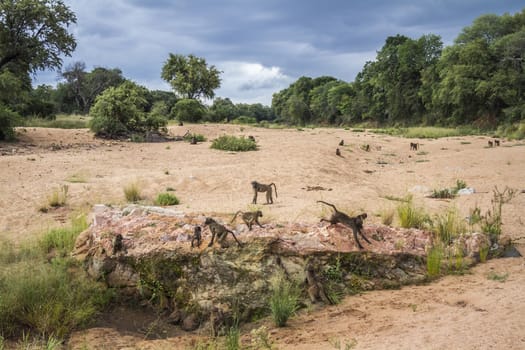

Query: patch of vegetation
183;133;207;142
0;219;112;340
487;271;509;282
495;122;525;140
397;199;430;229
430;179;467;199
480;186;517;243
383;194;412;203
269;273;300;327
371;126;481;139
65;172;88;183
44;184;69;210
232;116;257;124
155;192;180;206
123;182;142;203
23;114;90;129
211;135;257;152
380;208;395;226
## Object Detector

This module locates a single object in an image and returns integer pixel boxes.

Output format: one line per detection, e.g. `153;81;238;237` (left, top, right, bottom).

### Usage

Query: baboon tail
270;183;277;197
230;210;243;223
317;200;338;213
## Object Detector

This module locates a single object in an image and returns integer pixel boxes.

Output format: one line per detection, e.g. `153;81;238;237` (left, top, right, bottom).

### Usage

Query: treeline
272;9;525;128
24;62;276;124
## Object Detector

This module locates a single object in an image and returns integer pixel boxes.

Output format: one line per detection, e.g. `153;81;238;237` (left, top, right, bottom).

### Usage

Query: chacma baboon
113;233;124;255
339;139;344;146
494;139;500;146
251;181;277;204
317;201;370;249
178;120;184;126
230;210;263;230
488;140;494;147
191;226;202;248
410;142;419;151
190;135;197;144
248;135;256;142
305;261;330;304
204;217;243;248
336;148;341;156
362;144;370;152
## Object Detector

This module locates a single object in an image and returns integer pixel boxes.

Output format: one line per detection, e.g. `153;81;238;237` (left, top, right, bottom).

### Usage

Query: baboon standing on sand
230;210;264;230
251;181;277;204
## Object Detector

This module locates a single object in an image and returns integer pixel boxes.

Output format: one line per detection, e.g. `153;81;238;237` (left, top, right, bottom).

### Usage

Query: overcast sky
34;1;524;106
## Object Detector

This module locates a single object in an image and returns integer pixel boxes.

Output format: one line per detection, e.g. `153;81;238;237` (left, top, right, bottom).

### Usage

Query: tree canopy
161;53;221;100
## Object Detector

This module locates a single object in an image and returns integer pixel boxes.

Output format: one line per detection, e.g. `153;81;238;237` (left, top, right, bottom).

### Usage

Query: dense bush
171;98;206;123
211;135;257;151
89;81;167;138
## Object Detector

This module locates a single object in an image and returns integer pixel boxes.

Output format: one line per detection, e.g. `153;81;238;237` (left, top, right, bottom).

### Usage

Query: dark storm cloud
33;0;524;105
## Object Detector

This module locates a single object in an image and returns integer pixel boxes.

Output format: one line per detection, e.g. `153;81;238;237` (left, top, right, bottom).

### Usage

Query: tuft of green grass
183;133;207;142
65;173;88;183
269;274;300;327
154;192;180;206
380;208;395;226
433;208;466;244
47;184;69;208
427;244;443;277
123;182;142;203
397;199;430;229
225;323;241;350
38;215;88;257
211;135;257;152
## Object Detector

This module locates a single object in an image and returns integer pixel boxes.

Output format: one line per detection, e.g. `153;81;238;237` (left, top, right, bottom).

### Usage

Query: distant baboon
317;201;370;249
230;210;263;230
488;140;494;147
190;135;197;144
339;139;344;146
248;135;256;142
410;142;419;151
251;181;277;204
112;233;124;255
362;144;370;152
305;261;330;304
336;148;341;156
191;226;202;248
205;217;243;248
494;139;500;146
178;120;184;126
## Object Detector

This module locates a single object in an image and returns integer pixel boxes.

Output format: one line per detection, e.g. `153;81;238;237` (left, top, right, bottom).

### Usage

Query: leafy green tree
161;53;221;100
0;0;76;139
59;62;125;114
171;98;206;123
208;97;238;122
89;81;166;138
0;0;76;72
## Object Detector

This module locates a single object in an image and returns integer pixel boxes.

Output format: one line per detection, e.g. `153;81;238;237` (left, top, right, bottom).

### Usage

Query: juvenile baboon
251;181;277;204
191;226;202;248
494;139;500;146
336;148;341;156
204;217;243;248
248;135;256;142
339;140;344;146
178;121;184;126
305;261;330;304
410;142;419;151
488;140;494;147
190;135;197;144
317;201;370;249
230;210;263;230
112;233;124;255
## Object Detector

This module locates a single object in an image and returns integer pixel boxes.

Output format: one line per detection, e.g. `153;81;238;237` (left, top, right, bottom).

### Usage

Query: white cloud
215;62;293;105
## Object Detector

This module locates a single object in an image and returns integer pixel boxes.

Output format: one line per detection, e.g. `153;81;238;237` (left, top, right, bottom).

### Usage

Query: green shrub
155;192;180;206
171;99;206;123
0;103;22;141
232;116;257;124
123;182;142;203
211;135;257;152
38;215;88;257
47;184;69;208
269;274;300;327
183;133;206;142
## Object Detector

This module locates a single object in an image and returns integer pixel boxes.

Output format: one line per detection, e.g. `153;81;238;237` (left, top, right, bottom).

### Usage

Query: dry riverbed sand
0;124;524;349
